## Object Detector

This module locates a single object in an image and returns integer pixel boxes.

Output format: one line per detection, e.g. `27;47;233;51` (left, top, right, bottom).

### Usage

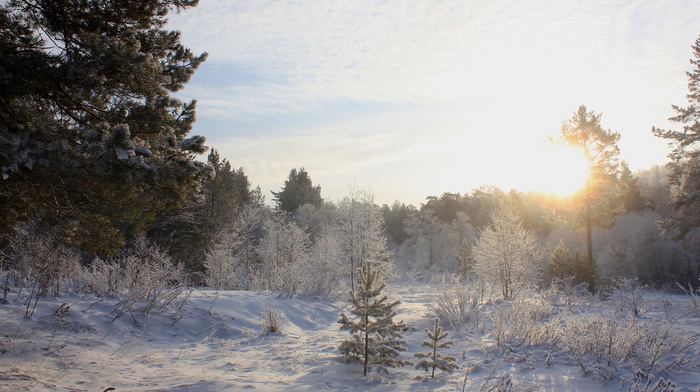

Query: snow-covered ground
1;284;698;391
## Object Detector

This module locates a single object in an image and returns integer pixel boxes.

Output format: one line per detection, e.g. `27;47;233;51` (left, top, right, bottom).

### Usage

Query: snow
1;285;698;391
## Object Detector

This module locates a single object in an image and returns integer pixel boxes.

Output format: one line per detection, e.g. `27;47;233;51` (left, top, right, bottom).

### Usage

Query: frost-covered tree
473;200;543;299
403;208;447;270
653;36;700;241
338;263;411;376
0;0;208;253
203;229;244;289
304;224;345;296
414;318;459;378
257;214;310;295
338;188;393;293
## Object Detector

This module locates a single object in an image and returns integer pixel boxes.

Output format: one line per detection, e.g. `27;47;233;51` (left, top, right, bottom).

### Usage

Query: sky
167;0;700;207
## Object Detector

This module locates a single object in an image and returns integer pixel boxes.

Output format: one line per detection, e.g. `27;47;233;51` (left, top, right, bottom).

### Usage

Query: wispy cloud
169;0;700;205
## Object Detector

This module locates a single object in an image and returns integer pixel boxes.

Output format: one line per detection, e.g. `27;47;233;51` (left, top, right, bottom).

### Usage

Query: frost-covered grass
1;283;699;391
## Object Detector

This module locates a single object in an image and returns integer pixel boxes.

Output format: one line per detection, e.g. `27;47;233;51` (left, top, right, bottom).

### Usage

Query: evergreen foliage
271;168;322;213
550;105;622;289
414;318;459;378
338;263;411;376
0;0;208;253
455;239;475;279
653;36;700;241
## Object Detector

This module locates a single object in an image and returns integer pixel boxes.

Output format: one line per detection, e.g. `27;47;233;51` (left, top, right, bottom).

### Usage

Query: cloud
168;0;700;205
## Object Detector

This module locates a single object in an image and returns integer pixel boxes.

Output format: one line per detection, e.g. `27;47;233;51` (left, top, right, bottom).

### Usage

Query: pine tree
0;0;208;253
550;105;622;289
653;36;700;240
414;318;459;378
271;168;323;213
338;263;411;376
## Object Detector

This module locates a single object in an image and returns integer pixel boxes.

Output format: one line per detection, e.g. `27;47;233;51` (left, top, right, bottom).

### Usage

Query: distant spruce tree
0;0;208;253
338;263;411;376
414;318;459;378
271;168;323;213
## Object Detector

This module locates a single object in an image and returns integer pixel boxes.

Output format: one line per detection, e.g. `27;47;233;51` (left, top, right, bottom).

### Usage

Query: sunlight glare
533;145;588;196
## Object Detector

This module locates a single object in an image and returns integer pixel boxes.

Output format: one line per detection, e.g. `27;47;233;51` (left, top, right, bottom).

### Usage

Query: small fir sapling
338;263;411;376
415;318;459;378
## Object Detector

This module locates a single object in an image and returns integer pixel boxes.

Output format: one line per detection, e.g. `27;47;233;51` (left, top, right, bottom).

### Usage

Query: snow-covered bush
79;256;121;296
7;225;80;295
86;236;188;321
559;314;697;375
3;224;80;316
427;281;486;331
611;277;647;317
489;299;557;350
544;276;591;308
260;303;285;334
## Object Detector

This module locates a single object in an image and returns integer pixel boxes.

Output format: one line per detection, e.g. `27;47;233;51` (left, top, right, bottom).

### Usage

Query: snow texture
0;284;698;391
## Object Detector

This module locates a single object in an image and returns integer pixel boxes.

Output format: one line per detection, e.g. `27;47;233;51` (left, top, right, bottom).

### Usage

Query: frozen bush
558;314;697;375
489;299;557;350
427;281;485;331
612;278;647;317
544;276;591;308
79;256;121;296
104;236;187;321
260;303;285;334
3;224;80;316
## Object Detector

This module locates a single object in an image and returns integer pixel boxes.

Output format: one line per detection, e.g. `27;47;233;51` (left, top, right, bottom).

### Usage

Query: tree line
1;0;699;295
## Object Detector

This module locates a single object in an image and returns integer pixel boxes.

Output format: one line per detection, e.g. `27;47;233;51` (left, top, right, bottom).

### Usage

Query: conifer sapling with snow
338;263;411;376
414;318;459;378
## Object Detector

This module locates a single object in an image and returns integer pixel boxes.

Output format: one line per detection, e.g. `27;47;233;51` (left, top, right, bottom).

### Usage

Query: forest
1;1;699;391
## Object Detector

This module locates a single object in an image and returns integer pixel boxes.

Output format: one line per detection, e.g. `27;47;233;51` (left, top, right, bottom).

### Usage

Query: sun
529;145;589;196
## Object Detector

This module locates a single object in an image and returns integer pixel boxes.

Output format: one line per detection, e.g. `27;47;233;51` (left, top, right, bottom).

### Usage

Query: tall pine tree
550;105;621;289
653;36;700;241
0;0;208;253
338;263;411;376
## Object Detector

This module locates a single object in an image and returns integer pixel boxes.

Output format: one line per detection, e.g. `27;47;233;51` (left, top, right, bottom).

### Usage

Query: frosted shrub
4;225;80;316
79;256;121;296
612;278;647;317
260;303;285;334
545;276;591;308
628;370;680;392
558;314;697;375
676;282;700;317
427;282;485;331
489;300;557;350
107;236;187;321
